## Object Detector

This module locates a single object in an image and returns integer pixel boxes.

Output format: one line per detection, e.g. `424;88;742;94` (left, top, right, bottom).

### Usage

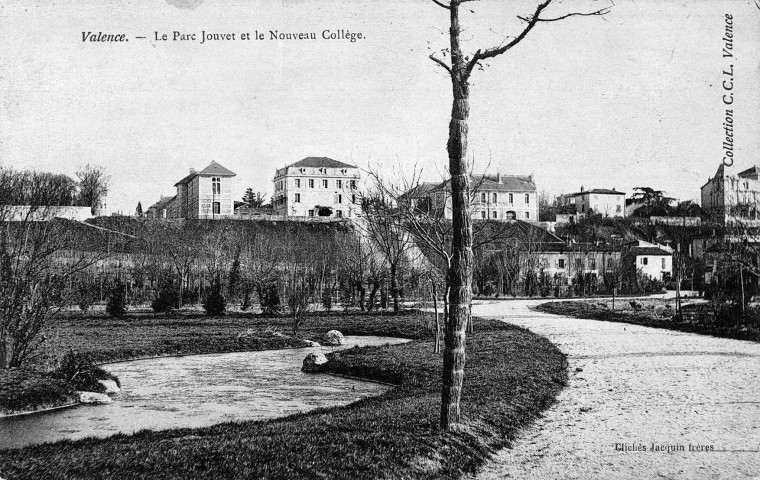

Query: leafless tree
358;186;417;314
0;168;108;368
75;164;110;215
428;0;610;430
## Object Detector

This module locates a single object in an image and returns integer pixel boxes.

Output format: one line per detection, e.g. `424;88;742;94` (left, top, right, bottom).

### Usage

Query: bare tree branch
429;54;452;75
517;7;611;23
431;0;451;10
464;0;610;81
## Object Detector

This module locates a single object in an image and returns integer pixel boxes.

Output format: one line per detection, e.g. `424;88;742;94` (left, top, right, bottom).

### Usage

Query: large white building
272;157;360;218
406;173;538;221
701;164;760;225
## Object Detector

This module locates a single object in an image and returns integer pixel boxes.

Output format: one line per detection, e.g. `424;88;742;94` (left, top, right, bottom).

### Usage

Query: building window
608;258;614;269
590;258;597;270
576;259;583;270
322;179;328;188
558;258;565;269
352;194;356;204
295;179;301;188
642;258;648;265
308;209;314;217
525;193;530;204
212;201;220;215
336;179;343;189
661;258;666;269
616;204;622;213
212;177;221;195
336;210;343;218
481;192;486;203
509;193;513;204
492;193;497;203
294;193;301;203
481;211;486;219
309;179;315;188
350;180;357;189
337;194;343;204
492;211;497;219
525;211;530;219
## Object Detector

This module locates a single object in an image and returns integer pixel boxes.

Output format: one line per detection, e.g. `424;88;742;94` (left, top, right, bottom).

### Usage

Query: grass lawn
0;311;567;479
536;299;760;343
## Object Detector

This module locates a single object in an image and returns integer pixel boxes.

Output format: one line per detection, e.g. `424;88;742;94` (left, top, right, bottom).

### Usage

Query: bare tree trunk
431;281;440;353
740;265;745;318
357;281;366;312
0;339;8;370
391;263;399;314
440;3;473;431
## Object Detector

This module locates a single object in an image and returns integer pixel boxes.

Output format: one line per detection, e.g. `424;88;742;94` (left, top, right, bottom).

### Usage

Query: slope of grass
0;314;567;480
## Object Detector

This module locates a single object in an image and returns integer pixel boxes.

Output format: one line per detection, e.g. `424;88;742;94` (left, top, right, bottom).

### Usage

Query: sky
1;0;759;214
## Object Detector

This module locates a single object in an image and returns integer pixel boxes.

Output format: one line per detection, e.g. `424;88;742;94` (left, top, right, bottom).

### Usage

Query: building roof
472;174;536;192
175;161;236;185
415;174;536;195
568;188;625;197
629;246;672;256
478;220;568;252
287;157;355;169
148;195;176;210
739;165;760;179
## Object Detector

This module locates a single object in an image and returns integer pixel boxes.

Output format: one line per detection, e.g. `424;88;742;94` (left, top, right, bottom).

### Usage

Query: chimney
580;185;584;192
497;172;501;183
189;168;196;174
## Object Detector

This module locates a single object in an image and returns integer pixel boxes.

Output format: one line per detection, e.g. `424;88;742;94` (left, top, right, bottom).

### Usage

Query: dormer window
300;168;307;174
341;169;348;175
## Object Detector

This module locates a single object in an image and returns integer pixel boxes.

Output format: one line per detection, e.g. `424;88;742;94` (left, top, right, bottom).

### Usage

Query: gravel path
470;299;760;480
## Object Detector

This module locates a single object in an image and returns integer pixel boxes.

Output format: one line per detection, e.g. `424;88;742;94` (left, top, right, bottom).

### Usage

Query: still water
0;336;408;449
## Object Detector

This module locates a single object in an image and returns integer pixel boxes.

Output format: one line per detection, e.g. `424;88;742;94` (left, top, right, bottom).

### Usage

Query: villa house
146;161;237;219
405;173;538;222
556;186;626;218
271;157;360;218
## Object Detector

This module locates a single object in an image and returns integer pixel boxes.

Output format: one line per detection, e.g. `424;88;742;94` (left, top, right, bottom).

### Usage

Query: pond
0;336;409;450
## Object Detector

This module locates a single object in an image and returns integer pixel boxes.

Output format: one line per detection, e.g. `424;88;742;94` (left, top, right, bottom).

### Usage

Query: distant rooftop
415;174;536;194
568;188;625;197
175;161;236;186
287;157;356;169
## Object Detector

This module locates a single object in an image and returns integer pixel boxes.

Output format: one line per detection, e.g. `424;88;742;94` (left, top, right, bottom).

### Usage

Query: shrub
74;282;98;311
55;351;120;392
182;287;199;305
259;284;282;315
321;287;333;311
105;281;127;318
152;280;179;314
203;280;226;316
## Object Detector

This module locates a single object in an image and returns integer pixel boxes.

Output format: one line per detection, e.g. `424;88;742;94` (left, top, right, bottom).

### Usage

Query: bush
321;287;333;311
182;287;200;305
203;280;226;316
54;351;120;393
259;284;282;315
152;280;179;314
74;282;98;311
105;281;127;317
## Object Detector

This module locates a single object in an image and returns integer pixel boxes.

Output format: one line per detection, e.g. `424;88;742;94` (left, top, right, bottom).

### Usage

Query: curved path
470;299;760;480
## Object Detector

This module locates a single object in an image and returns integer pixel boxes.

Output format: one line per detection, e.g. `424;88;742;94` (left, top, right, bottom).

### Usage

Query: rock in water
302;352;328;373
77;391;113;404
98;379;121;394
324;330;345;346
303;340;321;347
